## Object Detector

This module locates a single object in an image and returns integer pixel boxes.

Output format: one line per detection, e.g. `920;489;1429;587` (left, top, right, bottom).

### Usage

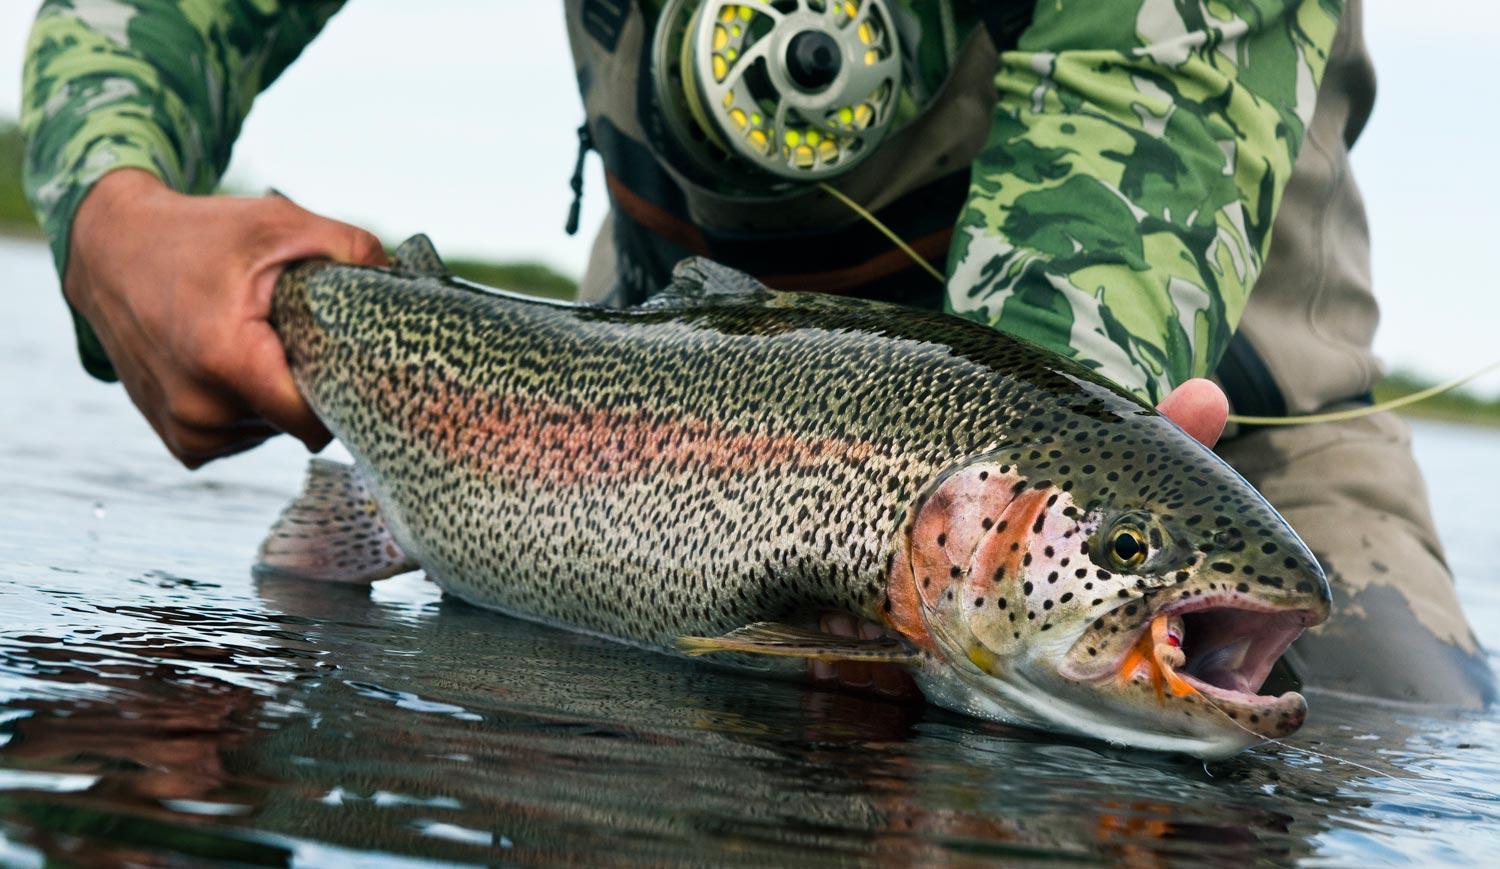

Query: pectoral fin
678;622;919;663
255;459;417;584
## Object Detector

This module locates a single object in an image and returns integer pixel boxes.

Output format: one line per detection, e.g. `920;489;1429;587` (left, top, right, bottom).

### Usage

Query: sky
1;1;1496;388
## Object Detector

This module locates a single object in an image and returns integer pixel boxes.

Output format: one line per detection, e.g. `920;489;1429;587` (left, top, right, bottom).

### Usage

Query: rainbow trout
259;236;1331;759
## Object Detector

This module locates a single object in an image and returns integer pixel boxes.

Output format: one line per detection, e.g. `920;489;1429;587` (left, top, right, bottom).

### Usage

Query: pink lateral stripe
412;388;879;485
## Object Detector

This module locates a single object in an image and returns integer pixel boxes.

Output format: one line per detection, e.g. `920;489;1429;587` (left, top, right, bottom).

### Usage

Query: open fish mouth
1171;605;1318;732
1078;600;1326;738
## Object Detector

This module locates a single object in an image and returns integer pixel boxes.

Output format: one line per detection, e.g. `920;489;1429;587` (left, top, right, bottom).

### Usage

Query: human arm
21;0;386;466
946;0;1342;404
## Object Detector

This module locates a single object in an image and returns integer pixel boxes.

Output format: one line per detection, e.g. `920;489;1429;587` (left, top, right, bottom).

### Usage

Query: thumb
259;198;390;269
245;203;390;318
1157;378;1228;448
303;215;389;267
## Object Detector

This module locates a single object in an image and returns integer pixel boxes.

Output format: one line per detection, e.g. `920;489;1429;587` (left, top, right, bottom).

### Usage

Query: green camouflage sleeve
20;0;346;381
946;0;1342;403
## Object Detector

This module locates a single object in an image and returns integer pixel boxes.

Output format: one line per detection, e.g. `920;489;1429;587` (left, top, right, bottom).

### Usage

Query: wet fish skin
264;241;1330;758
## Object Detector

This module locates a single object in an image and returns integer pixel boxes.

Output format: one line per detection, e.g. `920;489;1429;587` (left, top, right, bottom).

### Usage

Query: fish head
887;405;1330;759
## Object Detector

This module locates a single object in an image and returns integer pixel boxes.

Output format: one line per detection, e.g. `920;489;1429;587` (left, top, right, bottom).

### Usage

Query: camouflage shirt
22;1;1340;400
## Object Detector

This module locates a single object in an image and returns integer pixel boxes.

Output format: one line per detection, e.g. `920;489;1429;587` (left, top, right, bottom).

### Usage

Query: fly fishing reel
652;0;904;187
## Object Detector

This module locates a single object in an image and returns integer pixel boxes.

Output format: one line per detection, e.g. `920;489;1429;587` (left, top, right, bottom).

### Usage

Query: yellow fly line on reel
653;0;905;186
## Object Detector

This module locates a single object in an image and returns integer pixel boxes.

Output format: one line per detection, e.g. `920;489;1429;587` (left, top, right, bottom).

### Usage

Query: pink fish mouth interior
1173;607;1312;703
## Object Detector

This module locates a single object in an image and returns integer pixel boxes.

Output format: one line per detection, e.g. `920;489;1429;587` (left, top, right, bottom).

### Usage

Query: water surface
2;237;1498;864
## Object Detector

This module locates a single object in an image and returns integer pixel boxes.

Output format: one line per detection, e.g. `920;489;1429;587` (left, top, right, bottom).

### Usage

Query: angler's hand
812;378;1230;700
1156;378;1229;449
65;169;389;468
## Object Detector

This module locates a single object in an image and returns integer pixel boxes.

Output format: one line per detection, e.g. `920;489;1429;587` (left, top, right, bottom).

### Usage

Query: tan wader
570;0;1493;706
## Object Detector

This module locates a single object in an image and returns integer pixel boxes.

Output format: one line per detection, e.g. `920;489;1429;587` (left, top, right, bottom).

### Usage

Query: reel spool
653;0;904;187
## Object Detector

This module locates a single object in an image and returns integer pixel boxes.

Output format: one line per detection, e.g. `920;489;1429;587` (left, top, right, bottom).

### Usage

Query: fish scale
262;238;1331;758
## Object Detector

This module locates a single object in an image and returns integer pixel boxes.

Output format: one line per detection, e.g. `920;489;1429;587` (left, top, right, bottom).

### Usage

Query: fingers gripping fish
258;235;1331;759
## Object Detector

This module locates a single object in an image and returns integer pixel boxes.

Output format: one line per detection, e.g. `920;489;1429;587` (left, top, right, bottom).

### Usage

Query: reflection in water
3;236;1499;864
4;568;1489;865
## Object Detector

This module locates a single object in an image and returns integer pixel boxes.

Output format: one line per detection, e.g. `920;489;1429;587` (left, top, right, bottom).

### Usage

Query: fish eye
1108;525;1149;570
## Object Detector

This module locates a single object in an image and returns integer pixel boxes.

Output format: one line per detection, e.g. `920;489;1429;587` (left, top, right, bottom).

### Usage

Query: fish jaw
1054;597;1324;747
910;656;1273;759
908;588;1320;759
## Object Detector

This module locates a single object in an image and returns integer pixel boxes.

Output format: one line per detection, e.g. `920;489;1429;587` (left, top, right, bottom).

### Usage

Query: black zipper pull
565;122;594;236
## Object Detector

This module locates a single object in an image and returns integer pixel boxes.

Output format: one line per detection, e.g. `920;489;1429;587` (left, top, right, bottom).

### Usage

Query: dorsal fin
642;258;771;308
391;234;450;277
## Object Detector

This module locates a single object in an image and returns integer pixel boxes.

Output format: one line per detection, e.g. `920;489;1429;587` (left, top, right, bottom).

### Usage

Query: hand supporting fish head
885;435;1331;759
